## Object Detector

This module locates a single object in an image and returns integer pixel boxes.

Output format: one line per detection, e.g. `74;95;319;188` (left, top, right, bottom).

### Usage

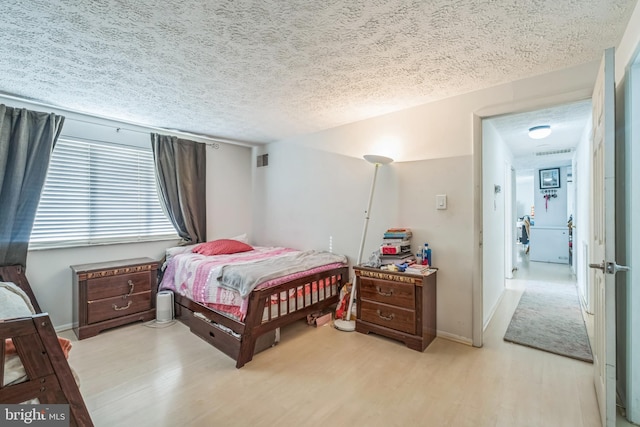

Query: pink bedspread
160;246;345;321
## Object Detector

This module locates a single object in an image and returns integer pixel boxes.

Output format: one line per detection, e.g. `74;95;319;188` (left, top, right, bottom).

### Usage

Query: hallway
513;244;576;283
505;248;636;426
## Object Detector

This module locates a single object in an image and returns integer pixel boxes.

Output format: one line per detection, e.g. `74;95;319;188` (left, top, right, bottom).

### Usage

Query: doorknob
589;261;630;274
606;261;630;274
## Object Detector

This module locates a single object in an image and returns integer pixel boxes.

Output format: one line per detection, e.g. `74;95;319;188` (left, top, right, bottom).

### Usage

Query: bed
0;265;93;427
159;239;349;368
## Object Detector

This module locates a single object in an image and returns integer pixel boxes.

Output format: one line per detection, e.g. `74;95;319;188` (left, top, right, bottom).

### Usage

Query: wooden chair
0;265;93;427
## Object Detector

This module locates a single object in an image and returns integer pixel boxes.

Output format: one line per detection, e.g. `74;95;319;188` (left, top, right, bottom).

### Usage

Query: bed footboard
0;314;93;427
174;266;348;368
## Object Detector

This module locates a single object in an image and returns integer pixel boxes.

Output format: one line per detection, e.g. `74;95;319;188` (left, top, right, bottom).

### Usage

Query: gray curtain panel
151;133;206;245
0;105;64;267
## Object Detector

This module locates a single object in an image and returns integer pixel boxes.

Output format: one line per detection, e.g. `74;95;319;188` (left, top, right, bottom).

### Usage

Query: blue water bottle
423;243;432;267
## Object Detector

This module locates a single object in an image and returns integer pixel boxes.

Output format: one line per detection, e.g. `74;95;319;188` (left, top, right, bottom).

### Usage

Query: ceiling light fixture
528;125;552;139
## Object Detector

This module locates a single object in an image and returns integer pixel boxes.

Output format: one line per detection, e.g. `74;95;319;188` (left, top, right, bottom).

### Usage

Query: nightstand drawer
87;292;152;324
360;300;416;335
87;272;151;301
359;277;415;309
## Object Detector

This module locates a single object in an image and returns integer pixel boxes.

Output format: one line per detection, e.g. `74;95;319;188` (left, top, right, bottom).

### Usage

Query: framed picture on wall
539;167;561;189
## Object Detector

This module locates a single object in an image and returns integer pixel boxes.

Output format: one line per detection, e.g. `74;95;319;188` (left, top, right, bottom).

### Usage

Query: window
30;138;178;248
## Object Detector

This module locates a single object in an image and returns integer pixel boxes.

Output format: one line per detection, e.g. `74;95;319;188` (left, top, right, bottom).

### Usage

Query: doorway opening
481;99;594;347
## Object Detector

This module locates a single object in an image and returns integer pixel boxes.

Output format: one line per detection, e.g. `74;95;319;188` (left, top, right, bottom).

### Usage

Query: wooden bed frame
0;265;94;427
173;266;348;368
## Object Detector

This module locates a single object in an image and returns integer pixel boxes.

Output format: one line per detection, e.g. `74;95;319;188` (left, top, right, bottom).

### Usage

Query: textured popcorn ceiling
0;0;635;144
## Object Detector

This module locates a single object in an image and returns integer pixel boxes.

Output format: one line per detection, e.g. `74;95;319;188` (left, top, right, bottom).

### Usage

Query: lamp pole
335;154;393;332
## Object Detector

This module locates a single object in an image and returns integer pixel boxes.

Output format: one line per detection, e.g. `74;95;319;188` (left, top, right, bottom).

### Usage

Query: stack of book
380;228;413;265
404;264;431;275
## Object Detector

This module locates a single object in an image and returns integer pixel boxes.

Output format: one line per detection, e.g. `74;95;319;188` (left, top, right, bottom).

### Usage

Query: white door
589;47;627;427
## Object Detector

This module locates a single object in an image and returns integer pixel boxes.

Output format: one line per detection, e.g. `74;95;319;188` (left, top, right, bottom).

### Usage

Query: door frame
504;161;514;280
471;89;593;347
622;46;640;424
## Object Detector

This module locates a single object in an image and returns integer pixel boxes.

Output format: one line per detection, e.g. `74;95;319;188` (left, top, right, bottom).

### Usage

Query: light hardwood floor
61;271;604;427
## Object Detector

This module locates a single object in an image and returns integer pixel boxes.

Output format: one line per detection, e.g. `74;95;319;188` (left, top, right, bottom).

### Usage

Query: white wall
254;62;599;344
207;143;253;241
481;121;514;328
573;123;592;311
516;173;534;219
252;142;397;266
397;157;474;342
532;165;570;226
1;95;254;330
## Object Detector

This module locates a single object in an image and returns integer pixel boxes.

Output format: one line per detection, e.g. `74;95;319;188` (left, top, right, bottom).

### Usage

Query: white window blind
30;138;178;248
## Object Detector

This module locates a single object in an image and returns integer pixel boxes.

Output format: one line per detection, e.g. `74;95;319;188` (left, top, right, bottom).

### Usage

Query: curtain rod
0;92;259;149
66;117;228;149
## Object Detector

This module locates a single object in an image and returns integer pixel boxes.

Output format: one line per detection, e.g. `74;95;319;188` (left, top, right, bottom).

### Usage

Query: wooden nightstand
353;265;437;351
71;258;158;339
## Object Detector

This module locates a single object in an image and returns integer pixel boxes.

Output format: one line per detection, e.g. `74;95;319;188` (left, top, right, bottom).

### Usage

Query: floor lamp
335;154;394;332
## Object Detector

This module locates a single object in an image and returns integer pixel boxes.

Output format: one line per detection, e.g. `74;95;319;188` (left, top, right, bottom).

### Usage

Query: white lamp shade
363;154;394;164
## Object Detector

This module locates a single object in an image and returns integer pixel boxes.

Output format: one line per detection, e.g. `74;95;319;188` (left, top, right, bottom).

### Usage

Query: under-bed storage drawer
188;313;242;360
72;258;158;339
186;310;278;360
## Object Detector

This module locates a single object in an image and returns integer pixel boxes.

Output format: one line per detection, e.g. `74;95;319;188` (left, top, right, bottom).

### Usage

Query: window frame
29;137;178;250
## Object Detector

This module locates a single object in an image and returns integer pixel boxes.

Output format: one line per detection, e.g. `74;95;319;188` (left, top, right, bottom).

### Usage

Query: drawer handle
376;310;395;321
376;287;393;297
112;301;132;311
124;280;134;297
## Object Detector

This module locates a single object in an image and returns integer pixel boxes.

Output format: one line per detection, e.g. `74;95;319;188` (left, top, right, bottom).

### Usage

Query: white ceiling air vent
535;148;573;156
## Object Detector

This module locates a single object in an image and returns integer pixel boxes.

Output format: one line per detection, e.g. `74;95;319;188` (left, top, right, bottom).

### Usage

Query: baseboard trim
54;323;74;333
483;288;506;332
437;330;473;346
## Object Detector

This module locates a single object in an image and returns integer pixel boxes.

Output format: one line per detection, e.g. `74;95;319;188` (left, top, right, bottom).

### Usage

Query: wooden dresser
71;258;158;339
353;265;437;351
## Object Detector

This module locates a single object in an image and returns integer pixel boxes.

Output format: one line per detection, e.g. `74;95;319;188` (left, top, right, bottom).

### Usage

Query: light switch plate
436;194;447;210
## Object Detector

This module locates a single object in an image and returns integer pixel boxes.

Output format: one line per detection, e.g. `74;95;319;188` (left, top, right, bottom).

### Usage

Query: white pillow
165;244;197;257
229;233;248;244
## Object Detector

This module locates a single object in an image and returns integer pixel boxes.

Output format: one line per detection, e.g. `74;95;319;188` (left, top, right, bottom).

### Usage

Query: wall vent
256;153;269;167
535;148;573;156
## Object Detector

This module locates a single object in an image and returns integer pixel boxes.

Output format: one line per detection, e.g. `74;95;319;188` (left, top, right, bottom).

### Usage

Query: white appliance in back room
529;166;571;264
156;290;174;323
